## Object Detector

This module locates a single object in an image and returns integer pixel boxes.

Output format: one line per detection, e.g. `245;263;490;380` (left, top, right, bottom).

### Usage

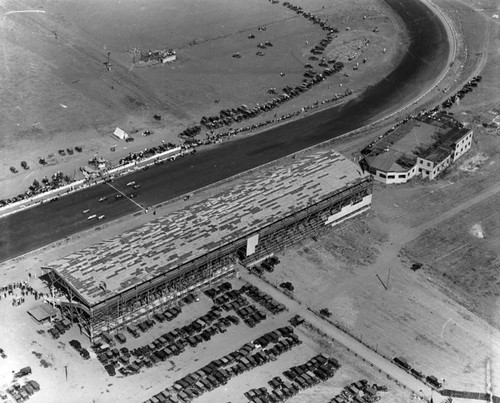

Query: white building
113;127;130;141
363;115;473;184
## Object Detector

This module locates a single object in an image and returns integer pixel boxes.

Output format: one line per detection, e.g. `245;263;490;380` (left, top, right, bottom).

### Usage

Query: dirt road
241;271;441;401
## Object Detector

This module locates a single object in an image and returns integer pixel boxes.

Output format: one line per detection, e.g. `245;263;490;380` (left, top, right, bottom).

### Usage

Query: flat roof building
362;113;473;184
43;149;373;339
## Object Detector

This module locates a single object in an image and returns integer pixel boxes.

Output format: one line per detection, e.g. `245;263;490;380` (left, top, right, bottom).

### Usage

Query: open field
0;0;405;200
263;122;500;395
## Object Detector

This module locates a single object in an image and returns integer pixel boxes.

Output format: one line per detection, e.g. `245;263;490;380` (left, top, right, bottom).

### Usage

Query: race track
0;0;450;263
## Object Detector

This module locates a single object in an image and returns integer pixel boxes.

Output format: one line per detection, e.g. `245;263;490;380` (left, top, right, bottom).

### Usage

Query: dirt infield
0;0;405;200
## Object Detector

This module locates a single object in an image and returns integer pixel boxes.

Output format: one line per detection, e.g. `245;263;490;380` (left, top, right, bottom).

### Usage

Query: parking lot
0;272;414;403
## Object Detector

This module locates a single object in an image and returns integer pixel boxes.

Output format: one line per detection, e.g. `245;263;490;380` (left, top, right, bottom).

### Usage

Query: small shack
27;304;58;323
113;127;130;141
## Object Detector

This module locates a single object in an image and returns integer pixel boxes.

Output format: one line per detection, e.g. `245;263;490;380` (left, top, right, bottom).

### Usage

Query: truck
14;366;31;378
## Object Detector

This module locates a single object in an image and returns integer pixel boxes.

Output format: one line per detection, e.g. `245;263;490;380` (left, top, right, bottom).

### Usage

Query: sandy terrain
0;0;406;200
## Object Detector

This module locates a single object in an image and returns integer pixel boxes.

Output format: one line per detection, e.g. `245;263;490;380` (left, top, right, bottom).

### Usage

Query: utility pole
105;52;111;71
376;274;388;290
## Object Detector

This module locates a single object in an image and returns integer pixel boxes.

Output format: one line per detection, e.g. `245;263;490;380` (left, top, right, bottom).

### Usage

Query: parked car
14;367;31;378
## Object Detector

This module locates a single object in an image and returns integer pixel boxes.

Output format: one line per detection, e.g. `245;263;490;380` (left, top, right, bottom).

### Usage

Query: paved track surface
0;0;450;263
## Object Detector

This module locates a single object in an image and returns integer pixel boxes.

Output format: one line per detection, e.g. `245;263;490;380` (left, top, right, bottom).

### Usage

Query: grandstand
42;149;372;339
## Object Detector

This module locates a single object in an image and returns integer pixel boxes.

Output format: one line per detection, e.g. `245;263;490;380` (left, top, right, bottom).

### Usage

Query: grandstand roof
46;149;368;306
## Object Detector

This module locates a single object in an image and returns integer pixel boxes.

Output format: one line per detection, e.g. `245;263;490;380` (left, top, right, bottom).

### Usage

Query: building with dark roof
43;149;372;339
362;114;473;183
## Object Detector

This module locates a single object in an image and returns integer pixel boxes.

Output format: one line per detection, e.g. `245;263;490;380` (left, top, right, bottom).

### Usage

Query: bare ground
0;276;411;403
0;0;405;200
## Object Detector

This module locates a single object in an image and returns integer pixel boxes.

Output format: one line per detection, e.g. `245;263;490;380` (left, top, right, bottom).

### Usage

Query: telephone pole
106;52;111;71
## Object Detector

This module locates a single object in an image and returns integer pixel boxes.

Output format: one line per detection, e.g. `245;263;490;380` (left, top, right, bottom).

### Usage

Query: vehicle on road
14;367;31;378
98;215;105;220
183;195;190;201
115;194;123;199
129;193;138;199
126;181;136;187
98;197;107;202
82;209;90;214
132;184;141;189
88;214;97;220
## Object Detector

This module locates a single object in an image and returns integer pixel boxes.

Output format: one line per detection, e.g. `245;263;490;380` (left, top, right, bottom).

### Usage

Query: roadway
242;271;441;402
0;0;451;263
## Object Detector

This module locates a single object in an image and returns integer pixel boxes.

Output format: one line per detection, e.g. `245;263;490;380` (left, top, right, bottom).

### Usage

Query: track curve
0;0;450;263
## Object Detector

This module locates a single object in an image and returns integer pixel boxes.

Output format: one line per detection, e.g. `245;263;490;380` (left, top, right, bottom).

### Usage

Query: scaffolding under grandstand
42;149;373;339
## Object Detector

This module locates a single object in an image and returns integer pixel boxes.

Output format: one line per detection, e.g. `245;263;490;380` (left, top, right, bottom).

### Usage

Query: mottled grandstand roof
46;149;368;305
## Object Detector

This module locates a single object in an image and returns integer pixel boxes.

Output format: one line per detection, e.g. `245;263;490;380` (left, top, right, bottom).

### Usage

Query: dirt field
0;0;405;200
264;94;500;400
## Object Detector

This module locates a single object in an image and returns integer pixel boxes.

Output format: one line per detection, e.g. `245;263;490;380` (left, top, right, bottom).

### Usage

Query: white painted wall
452;131;473;162
325;194;372;226
246;234;259;256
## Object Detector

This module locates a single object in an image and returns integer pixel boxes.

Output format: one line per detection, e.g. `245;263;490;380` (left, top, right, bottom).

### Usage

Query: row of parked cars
330;379;387;403
204;282;270;328
244;354;340;402
69;339;90;360
242;284;287;315
393;357;443;389
93;295;245;377
235;303;267;328
3;378;40;403
118;142;177;166
251;256;280;275
47;318;72;339
8;146;82;175
0;171;71;208
442;75;482;109
143;327;302;403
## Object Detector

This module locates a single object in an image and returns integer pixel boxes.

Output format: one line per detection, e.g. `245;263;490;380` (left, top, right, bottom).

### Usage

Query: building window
379;172;386;178
426;170;430;175
427;162;431;166
398;174;405;178
418;168;422;173
388;174;395;179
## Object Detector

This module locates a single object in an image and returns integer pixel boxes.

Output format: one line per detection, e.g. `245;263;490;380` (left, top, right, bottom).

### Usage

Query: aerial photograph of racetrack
0;0;499;402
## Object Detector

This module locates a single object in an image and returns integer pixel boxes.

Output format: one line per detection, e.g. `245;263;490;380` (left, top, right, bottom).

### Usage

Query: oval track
0;0;449;262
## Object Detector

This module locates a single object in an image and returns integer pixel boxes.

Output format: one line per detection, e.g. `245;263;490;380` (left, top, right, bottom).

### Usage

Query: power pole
106;52;111;71
376;274;388;290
